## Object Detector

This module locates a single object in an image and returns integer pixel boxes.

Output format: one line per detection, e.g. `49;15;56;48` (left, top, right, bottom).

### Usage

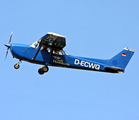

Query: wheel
14;64;20;69
38;68;44;75
42;66;49;73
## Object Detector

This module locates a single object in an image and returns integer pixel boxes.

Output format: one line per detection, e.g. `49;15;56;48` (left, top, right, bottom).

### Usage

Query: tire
38;68;44;75
14;64;20;69
42;66;49;72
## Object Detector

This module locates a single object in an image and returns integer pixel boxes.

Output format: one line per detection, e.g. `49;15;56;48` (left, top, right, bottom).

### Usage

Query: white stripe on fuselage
74;59;100;70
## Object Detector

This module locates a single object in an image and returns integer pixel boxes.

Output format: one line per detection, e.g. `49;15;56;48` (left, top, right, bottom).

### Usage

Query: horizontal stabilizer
104;66;124;73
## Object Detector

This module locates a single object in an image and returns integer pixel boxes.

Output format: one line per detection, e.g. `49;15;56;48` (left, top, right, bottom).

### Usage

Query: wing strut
32;39;43;61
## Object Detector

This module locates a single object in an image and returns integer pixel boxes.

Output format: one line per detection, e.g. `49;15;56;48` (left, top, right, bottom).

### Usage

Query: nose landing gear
38;66;49;75
14;63;20;69
14;61;21;69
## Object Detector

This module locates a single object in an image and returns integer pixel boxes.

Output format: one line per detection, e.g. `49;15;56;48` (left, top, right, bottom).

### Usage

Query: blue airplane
5;32;135;75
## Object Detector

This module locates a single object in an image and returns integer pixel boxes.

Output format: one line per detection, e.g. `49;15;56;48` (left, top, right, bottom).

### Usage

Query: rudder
107;48;135;71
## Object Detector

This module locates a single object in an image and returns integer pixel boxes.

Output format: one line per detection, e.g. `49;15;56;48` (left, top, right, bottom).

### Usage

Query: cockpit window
30;41;39;48
53;49;64;55
41;46;52;53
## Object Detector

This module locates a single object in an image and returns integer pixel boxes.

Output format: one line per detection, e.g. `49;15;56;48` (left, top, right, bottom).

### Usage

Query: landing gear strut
14;60;21;69
38;66;49;75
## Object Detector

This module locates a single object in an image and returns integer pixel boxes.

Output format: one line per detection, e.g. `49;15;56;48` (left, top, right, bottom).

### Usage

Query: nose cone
4;44;11;48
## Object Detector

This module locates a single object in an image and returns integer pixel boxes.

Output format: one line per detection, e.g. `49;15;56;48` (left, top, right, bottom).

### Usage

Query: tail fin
107;48;135;71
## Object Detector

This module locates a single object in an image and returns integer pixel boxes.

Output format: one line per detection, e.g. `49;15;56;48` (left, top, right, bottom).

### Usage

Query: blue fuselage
10;43;107;72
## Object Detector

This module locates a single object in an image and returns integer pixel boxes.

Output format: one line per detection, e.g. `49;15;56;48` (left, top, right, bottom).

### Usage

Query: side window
41;46;51;53
53;49;64;55
46;48;51;53
40;46;43;50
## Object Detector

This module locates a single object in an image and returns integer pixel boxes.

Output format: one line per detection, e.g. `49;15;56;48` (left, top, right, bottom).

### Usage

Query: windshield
30;41;39;48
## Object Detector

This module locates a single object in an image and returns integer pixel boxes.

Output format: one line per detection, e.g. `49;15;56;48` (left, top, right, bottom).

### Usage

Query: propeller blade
5;31;13;59
9;31;13;44
5;48;9;59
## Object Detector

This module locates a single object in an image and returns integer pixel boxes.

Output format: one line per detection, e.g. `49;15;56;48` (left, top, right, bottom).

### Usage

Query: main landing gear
38;66;49;75
14;61;21;69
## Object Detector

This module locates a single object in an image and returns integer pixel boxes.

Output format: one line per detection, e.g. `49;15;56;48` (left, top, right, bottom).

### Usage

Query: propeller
5;32;13;59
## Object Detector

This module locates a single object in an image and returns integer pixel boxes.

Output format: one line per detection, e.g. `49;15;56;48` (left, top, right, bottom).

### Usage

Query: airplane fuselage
5;32;135;75
10;43;108;72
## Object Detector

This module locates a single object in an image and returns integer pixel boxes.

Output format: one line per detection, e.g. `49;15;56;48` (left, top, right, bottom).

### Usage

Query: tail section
107;48;135;72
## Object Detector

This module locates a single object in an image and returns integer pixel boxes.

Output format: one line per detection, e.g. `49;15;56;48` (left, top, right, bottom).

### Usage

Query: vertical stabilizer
107;48;135;71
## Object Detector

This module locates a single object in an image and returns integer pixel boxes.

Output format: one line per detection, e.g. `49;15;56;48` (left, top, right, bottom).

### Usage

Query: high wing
41;32;66;49
32;32;66;60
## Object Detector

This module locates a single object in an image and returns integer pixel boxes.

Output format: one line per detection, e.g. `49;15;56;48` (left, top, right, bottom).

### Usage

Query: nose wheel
14;63;20;69
14;61;21;69
38;66;49;75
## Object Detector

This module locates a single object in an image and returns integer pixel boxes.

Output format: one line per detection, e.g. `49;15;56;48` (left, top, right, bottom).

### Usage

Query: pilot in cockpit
54;49;59;55
42;45;48;52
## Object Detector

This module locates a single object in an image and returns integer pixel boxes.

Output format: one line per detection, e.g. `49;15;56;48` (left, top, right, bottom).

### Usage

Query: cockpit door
50;49;67;66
